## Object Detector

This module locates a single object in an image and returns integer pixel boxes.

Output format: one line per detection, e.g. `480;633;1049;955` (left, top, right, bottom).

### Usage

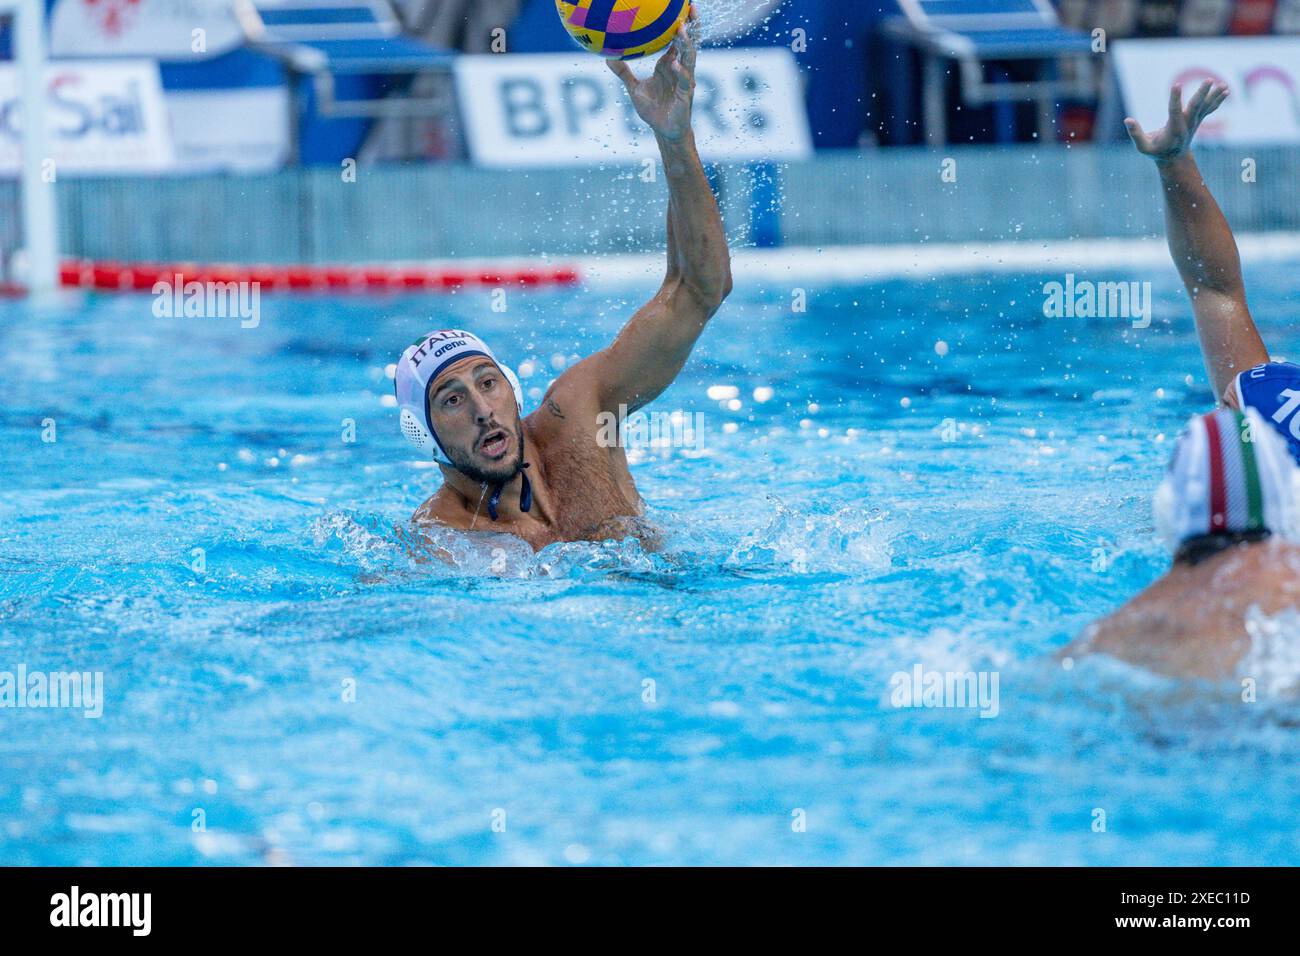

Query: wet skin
1065;539;1300;680
412;356;656;550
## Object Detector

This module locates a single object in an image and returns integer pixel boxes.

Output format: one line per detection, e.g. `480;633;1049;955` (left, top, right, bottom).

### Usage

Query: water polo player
1067;407;1300;678
1128;80;1300;461
394;12;731;549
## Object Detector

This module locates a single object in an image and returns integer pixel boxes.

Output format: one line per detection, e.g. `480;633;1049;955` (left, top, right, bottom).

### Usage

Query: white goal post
3;0;58;296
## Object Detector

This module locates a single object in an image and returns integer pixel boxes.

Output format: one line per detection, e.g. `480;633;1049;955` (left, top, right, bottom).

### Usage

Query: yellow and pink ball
555;0;691;60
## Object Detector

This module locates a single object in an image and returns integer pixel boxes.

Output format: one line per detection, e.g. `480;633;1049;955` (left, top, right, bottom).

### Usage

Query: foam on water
1240;607;1300;699
725;498;893;574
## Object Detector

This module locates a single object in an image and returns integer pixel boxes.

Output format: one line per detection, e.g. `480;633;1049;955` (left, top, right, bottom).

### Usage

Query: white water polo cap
394;329;524;467
1154;407;1300;551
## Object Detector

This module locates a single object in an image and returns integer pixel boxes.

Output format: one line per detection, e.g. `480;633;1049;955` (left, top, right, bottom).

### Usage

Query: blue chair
882;0;1097;144
234;0;457;158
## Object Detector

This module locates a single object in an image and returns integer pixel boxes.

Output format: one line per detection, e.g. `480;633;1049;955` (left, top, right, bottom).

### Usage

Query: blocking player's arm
1127;81;1269;403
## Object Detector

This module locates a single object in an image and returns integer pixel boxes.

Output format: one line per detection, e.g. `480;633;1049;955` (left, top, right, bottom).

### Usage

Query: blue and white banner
454;47;814;168
155;48;292;173
0;59;174;175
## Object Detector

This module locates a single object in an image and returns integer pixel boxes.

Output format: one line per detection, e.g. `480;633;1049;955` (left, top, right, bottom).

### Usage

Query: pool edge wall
1;144;1296;265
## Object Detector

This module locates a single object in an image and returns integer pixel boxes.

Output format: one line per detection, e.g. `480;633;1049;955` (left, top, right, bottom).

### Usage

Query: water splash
725;498;893;573
697;0;786;42
1239;606;1300;699
310;509;671;581
310;510;416;575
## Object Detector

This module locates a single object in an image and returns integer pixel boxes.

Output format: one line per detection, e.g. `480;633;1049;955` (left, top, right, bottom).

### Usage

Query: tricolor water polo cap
395;329;525;467
1154;407;1300;552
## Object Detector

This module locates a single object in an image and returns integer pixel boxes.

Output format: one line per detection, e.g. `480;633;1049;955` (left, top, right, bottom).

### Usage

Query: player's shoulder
412;488;472;529
527;358;608;440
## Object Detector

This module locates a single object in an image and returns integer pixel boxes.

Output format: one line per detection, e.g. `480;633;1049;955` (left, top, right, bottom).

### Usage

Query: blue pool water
3;261;1300;866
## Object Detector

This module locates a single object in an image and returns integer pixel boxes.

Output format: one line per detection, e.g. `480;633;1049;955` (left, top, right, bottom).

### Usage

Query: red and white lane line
12;232;1300;297
54;259;582;292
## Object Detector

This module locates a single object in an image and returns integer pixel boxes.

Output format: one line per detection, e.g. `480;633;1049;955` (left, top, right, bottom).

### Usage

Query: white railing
3;0;59;296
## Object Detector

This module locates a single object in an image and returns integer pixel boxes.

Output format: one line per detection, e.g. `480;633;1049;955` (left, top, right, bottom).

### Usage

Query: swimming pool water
2;261;1299;865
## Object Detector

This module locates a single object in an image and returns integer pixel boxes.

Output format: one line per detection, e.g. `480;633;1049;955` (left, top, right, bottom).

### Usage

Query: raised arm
1126;80;1268;403
551;10;732;418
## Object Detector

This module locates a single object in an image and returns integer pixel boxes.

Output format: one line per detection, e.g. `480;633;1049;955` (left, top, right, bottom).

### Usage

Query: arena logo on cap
151;274;260;328
433;340;468;359
409;330;473;367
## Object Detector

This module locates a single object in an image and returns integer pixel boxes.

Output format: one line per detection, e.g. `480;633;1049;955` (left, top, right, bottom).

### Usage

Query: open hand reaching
1125;79;1228;161
605;6;699;141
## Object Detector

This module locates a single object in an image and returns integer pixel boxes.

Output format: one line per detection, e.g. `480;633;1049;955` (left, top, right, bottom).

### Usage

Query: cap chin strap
487;463;532;522
481;424;532;523
431;424;531;523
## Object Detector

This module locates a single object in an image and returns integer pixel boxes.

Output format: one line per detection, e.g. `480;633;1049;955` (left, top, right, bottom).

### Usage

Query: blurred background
1;0;1298;280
